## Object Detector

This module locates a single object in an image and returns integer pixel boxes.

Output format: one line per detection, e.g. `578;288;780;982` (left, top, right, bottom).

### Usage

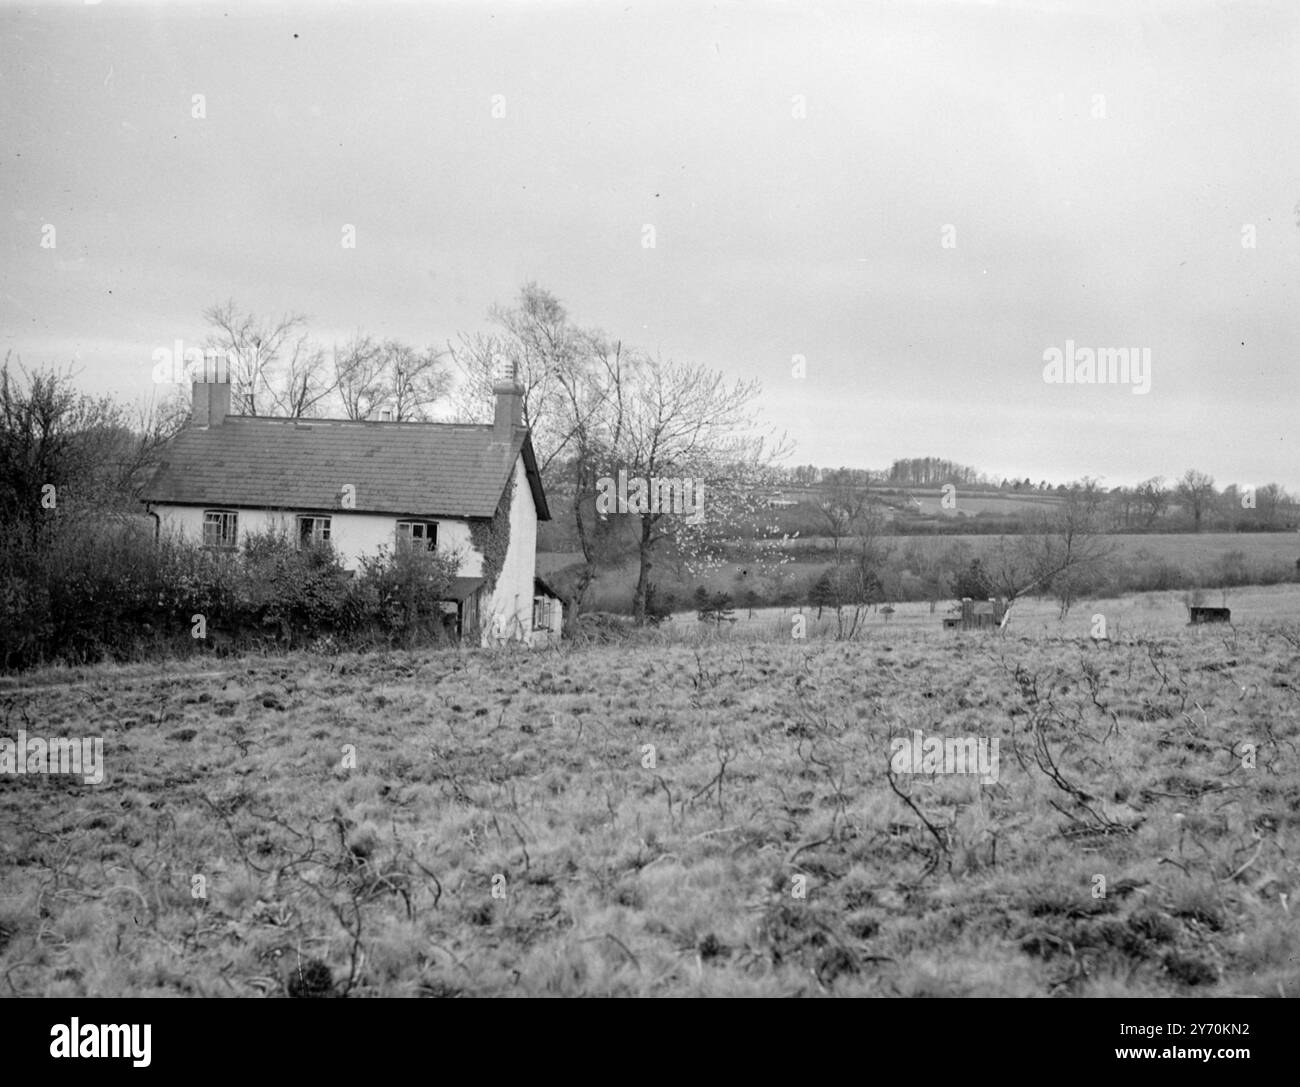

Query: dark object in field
1188;606;1231;624
287;958;336;998
698;932;728;961
943;597;1007;630
1162;951;1217;987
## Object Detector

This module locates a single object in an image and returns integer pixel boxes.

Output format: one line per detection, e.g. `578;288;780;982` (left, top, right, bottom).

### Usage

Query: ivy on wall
469;469;515;597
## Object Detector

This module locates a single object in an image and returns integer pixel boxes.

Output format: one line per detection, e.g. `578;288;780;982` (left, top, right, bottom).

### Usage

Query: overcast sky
2;0;1297;491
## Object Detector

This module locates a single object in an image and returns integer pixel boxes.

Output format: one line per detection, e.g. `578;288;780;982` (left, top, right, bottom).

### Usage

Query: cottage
139;374;554;646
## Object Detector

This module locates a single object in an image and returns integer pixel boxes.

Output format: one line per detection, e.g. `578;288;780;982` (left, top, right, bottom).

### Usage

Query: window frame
202;509;239;551
296;514;333;550
396;520;438;552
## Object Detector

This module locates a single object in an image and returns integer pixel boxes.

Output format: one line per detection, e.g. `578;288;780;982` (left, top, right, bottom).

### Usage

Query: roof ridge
222;415;494;429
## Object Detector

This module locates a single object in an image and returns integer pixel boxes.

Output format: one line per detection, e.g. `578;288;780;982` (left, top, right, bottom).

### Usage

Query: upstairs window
397;520;437;551
202;510;238;550
297;515;332;549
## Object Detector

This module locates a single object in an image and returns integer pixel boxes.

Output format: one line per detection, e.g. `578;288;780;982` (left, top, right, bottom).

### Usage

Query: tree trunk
632;520;654;624
567;460;601;628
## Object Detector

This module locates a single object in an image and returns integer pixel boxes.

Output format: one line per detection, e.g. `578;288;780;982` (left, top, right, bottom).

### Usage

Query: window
297;515;332;549
533;595;555;631
396;521;437;551
202;510;238;550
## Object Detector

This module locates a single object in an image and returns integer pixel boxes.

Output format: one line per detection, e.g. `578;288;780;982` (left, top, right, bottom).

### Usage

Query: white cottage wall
482;457;538;645
150;505;481;576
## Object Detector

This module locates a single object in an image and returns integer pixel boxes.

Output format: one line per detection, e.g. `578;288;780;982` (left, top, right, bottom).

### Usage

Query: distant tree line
750;463;1296;536
886;457;991;487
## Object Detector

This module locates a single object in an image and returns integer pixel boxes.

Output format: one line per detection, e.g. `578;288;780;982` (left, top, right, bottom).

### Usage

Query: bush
696;589;735;624
574;611;634;643
352;543;461;647
0;520;220;669
809;570;836;614
0;518;469;672
236;527;353;646
953;558;994;601
643;582;675;626
1132;560;1189;593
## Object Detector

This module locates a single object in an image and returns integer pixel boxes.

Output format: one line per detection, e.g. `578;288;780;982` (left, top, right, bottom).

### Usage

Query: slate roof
534;575;564;599
443;577;486;602
140;416;549;520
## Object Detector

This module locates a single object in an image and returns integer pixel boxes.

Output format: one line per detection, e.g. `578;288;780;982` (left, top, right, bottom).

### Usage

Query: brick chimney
493;366;523;439
191;377;231;427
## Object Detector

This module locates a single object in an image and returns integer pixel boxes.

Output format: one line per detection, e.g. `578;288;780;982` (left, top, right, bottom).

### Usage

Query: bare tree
447;283;591;471
1134;476;1170;528
333;331;386;420
0;356;183;534
1177;469;1217;532
267;334;335;419
548;333;636;616
452;284;787;623
81;390;189;511
812;479;875;565
0;357;95;532
985;479;1116;622
202;300;317;417
902;538;953;614
1033;480;1116;618
449;285;633;620
1105;485;1139;531
1254;482;1289;527
826;504;891;639
379;341;450;422
615;355;780;623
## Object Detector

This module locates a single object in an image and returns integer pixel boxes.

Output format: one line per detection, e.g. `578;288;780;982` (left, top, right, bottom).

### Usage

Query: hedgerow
0;520;462;671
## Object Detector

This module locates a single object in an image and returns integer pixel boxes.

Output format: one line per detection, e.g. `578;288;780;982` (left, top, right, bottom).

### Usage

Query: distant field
3;613;1297;996
902;493;1062;517
772;531;1300;560
543;532;1300;612
663;584;1300;640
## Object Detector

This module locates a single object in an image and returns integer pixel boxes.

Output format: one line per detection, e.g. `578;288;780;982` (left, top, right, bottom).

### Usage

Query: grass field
709;531;1300;563
2;593;1298;997
547;531;1300;613
668;585;1300;640
903;493;1063;517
